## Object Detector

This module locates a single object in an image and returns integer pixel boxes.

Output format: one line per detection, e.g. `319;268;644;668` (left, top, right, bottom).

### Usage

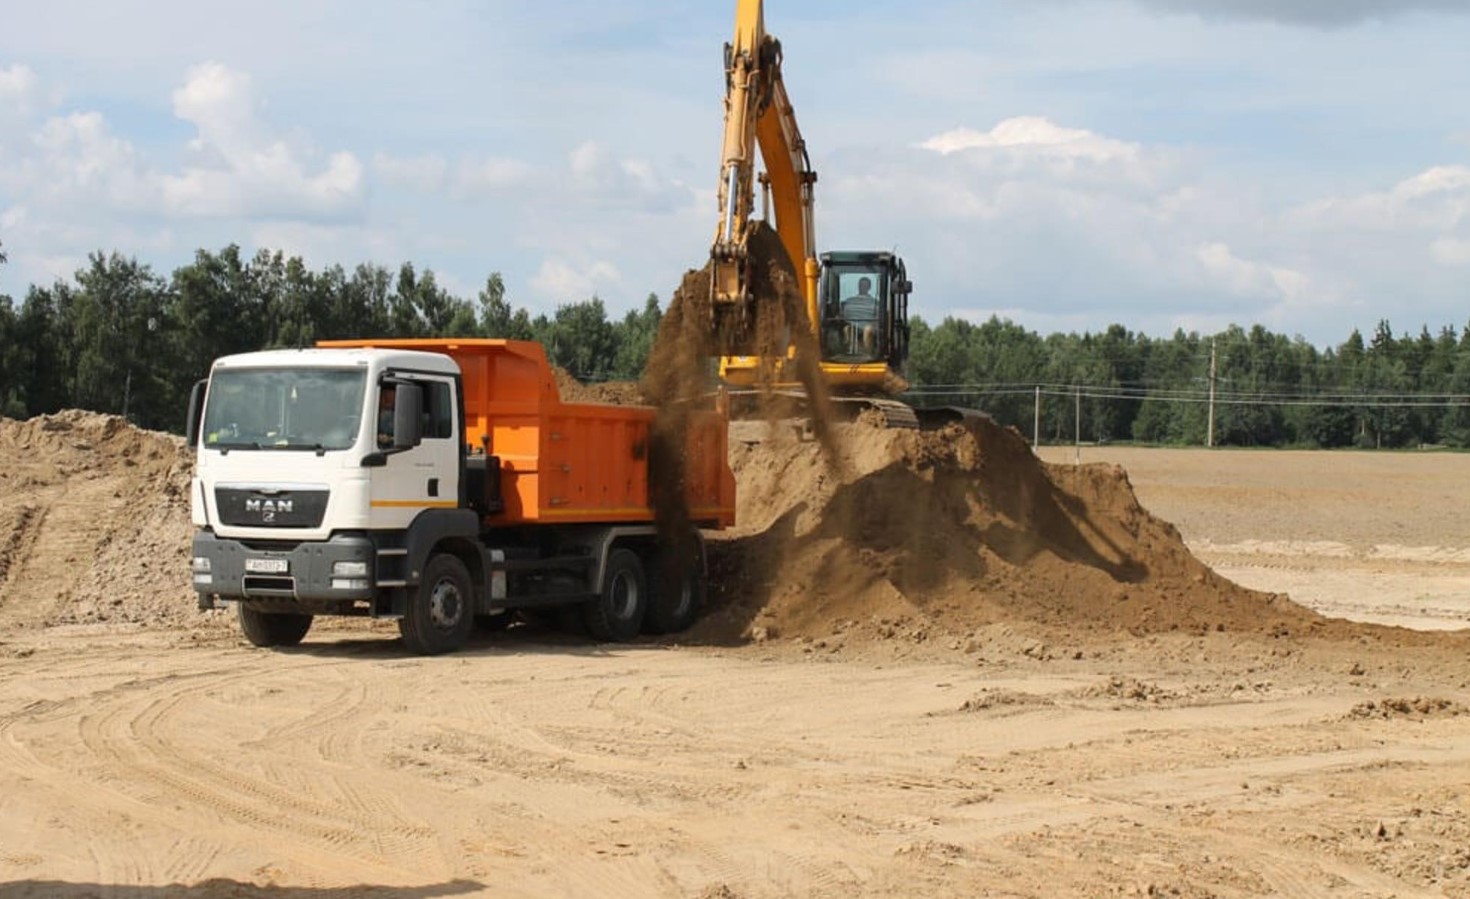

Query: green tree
540;298;617;378
169;246;266;391
9;285;67;416
1132;329;1205;444
0;295;19;417
610;293;662;379
478;273;534;339
68;253;169;426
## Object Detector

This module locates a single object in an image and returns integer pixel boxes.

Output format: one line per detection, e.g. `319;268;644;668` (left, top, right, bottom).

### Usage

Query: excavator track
726;389;989;431
835;396;919;429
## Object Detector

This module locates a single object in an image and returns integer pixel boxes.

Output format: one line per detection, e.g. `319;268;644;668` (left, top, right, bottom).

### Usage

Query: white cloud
2;63;366;223
0;64;43;120
372;151;533;197
564;140;686;211
452;155;534;196
26;111;155;210
529;256;622;303
1194;241;1311;303
372;152;448;192
1130;0;1469;28
921;116;1140;165
1289;164;1470;231
1430;237;1470;266
160;63;365;219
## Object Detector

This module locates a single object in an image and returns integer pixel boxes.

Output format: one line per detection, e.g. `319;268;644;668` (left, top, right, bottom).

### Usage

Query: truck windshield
202;368;367;451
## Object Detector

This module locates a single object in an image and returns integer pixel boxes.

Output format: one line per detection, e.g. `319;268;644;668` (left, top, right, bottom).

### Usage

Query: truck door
368;375;460;529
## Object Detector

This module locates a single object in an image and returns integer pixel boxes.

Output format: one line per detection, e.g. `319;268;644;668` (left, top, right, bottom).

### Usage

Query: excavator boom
710;0;818;352
708;0;912;397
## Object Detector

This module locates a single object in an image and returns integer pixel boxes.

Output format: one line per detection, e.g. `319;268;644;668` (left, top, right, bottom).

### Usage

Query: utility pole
1033;385;1040;450
1207;338;1217;448
1074;384;1081;466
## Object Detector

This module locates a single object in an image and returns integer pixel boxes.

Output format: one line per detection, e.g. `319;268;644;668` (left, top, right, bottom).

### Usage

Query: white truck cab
188;347;482;650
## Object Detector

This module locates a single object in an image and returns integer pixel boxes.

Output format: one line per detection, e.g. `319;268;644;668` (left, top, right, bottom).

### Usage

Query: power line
906;384;1470;406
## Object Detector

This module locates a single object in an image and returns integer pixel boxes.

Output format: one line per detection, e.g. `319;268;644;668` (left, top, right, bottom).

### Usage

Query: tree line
907;316;1470;449
2;244;1468;448
0;246;661;435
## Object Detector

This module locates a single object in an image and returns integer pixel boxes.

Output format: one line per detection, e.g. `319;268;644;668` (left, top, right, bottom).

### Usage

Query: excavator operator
841;277;880;354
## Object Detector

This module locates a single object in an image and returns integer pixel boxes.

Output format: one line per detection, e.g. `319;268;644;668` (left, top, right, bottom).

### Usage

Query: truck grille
216;488;329;528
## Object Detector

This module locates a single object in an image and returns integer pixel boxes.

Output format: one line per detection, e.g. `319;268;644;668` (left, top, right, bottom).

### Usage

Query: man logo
245;498;293;523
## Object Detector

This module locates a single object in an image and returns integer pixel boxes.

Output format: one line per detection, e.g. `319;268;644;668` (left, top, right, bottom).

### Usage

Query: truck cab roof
210;346;461;375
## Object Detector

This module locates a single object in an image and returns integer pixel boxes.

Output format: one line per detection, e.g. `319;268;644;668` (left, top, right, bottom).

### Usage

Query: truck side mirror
185;379;208;447
393;383;424;449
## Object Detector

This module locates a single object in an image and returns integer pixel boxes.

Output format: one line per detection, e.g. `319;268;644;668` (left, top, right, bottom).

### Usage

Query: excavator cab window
820;262;889;364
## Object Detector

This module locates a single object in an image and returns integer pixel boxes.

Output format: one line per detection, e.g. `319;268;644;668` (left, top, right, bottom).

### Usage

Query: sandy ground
1039;446;1470;633
4;443;1470;897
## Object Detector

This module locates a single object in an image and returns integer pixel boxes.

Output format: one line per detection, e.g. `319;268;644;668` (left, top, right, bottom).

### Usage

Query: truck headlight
332;560;368;577
191;557;212;573
331;578;371;591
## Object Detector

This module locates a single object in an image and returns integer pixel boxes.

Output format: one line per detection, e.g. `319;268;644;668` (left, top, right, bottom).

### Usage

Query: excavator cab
817;252;911;380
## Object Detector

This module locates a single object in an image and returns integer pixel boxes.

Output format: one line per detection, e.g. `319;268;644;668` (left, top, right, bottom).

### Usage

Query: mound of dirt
695;415;1329;649
551;366;642;406
0;410;224;633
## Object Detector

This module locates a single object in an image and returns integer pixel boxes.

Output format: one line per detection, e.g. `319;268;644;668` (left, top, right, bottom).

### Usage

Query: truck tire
237;604;312;648
645;551;706;635
583;547;647;642
400;553;475;655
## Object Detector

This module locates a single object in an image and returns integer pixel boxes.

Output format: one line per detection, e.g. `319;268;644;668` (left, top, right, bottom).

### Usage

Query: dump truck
186;338;735;655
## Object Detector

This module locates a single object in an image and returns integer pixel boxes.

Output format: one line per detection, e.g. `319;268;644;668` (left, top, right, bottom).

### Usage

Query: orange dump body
317;338;735;530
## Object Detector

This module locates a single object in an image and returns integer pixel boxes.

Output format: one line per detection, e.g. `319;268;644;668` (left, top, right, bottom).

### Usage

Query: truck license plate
245;558;289;574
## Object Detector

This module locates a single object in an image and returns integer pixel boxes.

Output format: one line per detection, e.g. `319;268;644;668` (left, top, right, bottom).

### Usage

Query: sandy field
2;416;1469;898
1039;445;1470;633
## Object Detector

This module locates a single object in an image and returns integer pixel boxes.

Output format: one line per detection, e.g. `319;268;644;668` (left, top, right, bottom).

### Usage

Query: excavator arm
709;0;820;352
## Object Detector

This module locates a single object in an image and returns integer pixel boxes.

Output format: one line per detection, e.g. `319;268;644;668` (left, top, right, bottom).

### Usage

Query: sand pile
0;410;217;632
551;366;642;406
694;415;1326;647
1;408;1331;652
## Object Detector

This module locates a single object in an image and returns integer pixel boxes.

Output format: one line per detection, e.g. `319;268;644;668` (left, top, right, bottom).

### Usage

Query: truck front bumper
191;531;376;606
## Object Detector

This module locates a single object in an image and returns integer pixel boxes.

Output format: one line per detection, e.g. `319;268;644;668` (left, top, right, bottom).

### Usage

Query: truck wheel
400;554;475;655
645;551;706;635
583;548;647;642
237;604;312;648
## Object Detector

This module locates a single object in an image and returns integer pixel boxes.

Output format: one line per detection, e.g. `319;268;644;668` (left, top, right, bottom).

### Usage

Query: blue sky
2;0;1468;346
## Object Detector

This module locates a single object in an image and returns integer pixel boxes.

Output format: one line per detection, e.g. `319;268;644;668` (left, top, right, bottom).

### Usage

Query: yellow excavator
708;0;922;426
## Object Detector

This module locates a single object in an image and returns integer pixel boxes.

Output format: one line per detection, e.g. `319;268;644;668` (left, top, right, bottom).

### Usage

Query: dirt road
3;437;1470;897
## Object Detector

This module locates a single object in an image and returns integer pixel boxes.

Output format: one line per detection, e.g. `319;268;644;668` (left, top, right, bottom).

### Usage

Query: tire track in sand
23;657;450;885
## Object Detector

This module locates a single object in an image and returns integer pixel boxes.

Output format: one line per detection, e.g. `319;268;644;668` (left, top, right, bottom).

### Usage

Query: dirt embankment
694;415;1342;654
0;410;220;633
